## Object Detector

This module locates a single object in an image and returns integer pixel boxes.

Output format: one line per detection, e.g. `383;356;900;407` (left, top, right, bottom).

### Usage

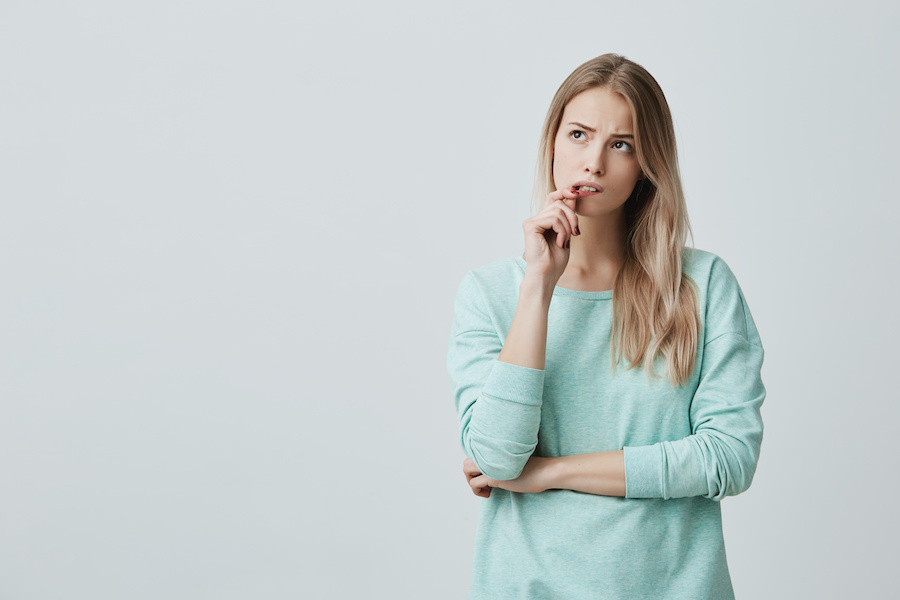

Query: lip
571;181;603;194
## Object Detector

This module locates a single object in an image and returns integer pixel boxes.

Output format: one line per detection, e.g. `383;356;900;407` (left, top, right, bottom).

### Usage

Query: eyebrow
567;122;634;138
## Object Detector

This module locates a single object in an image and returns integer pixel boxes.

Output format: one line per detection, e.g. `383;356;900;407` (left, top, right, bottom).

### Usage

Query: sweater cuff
481;360;544;406
623;444;664;499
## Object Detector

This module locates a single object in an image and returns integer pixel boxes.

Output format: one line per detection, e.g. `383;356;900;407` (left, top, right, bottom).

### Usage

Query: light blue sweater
446;249;765;599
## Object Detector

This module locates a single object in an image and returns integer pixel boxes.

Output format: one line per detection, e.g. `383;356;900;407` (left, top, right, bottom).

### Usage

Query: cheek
552;140;572;171
551;141;564;181
614;156;642;182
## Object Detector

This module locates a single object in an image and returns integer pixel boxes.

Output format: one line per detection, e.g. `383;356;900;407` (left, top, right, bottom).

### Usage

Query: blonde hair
533;54;701;386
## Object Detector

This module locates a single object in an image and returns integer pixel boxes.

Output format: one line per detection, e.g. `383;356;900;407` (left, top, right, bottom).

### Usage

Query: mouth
572;181;603;194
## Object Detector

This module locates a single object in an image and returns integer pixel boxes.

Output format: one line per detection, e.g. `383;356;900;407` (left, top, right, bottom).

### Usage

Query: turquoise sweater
446;249;765;599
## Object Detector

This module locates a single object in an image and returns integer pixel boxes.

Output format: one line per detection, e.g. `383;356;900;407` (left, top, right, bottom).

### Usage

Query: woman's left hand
462;457;553;497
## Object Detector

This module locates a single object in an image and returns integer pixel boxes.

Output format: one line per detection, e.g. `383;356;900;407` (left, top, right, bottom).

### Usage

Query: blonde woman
446;54;765;599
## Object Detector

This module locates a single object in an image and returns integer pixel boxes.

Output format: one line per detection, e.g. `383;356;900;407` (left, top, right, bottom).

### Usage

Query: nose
584;145;605;175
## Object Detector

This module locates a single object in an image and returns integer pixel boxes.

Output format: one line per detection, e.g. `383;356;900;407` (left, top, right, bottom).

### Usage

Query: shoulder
682;248;743;295
452;256;526;303
682;248;761;346
450;256;524;329
464;256;526;295
682;248;729;282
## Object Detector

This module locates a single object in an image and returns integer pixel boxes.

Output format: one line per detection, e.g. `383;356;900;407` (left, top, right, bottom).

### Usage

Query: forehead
560;87;633;131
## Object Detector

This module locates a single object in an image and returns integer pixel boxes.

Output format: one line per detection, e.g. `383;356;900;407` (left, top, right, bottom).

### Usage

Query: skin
464;86;644;499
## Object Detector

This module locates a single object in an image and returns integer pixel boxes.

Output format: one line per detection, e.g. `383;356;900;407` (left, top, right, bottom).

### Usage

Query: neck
560;209;628;290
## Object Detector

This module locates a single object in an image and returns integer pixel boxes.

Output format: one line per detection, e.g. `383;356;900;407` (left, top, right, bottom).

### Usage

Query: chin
576;200;627;219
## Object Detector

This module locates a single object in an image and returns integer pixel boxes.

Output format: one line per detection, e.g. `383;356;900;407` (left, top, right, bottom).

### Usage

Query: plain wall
1;0;898;598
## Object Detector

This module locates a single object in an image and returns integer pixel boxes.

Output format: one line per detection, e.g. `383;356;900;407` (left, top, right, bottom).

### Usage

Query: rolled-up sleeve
624;256;766;501
624;332;765;500
446;272;544;481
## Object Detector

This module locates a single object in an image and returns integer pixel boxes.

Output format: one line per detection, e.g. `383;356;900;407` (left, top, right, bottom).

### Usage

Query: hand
521;188;583;284
462;457;553;498
463;458;496;498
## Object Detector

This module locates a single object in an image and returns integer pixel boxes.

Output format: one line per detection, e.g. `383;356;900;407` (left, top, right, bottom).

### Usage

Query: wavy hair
532;54;701;385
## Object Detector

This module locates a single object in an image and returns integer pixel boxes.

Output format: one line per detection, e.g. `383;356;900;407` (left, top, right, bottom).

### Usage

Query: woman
446;54;765;599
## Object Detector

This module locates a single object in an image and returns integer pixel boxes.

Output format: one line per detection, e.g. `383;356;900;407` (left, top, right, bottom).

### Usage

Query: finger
469;475;493;497
463;459;482;479
547;186;582;207
546;187;576;204
524;214;569;250
471;483;490;498
531;213;572;248
551;199;580;237
547;214;572;248
541;195;579;238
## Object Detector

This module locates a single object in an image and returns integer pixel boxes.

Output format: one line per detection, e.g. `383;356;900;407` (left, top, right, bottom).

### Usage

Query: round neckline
514;256;613;300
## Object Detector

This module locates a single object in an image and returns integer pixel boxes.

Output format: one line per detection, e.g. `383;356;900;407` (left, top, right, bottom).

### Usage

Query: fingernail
575;226;580;235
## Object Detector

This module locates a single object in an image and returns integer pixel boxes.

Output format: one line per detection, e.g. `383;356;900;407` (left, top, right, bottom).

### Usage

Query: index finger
463;458;482;478
546;187;582;209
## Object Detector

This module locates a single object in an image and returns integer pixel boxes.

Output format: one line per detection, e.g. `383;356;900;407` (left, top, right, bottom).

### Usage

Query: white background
1;1;898;598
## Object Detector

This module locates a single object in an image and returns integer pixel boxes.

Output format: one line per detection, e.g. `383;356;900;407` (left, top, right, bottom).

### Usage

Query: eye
569;130;586;141
613;140;633;152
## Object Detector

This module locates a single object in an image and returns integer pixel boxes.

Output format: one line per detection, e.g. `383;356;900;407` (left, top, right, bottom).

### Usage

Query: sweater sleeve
446;271;545;481
623;258;766;501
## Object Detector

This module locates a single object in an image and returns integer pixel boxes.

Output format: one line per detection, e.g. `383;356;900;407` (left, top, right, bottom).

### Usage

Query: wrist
537;456;563;491
520;274;556;302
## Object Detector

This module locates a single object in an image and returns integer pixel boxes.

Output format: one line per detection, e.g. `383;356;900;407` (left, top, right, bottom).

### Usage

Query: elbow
458;403;541;481
462;427;536;481
472;453;530;481
703;432;761;500
713;458;757;500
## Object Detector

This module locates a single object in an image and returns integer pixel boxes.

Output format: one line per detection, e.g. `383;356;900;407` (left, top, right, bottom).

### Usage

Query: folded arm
464;332;765;501
464;452;626;497
448;272;556;481
453;255;765;500
624;332;765;500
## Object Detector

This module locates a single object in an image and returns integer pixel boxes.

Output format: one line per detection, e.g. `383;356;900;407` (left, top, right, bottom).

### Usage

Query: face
552;86;644;218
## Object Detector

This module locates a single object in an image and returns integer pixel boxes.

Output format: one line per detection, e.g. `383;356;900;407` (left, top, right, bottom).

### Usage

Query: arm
500;277;554;370
623;257;766;501
624;331;765;500
447;192;581;481
447;273;554;481
465;332;763;500
463;256;765;501
464;452;626;497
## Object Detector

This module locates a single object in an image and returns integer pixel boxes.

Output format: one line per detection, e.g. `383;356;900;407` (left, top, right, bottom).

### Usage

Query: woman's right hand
522;188;582;284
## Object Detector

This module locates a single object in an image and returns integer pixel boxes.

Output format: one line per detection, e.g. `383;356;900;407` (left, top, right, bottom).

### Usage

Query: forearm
450;272;558;481
488;451;626;497
498;275;555;370
547;451;626;497
451;273;552;481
